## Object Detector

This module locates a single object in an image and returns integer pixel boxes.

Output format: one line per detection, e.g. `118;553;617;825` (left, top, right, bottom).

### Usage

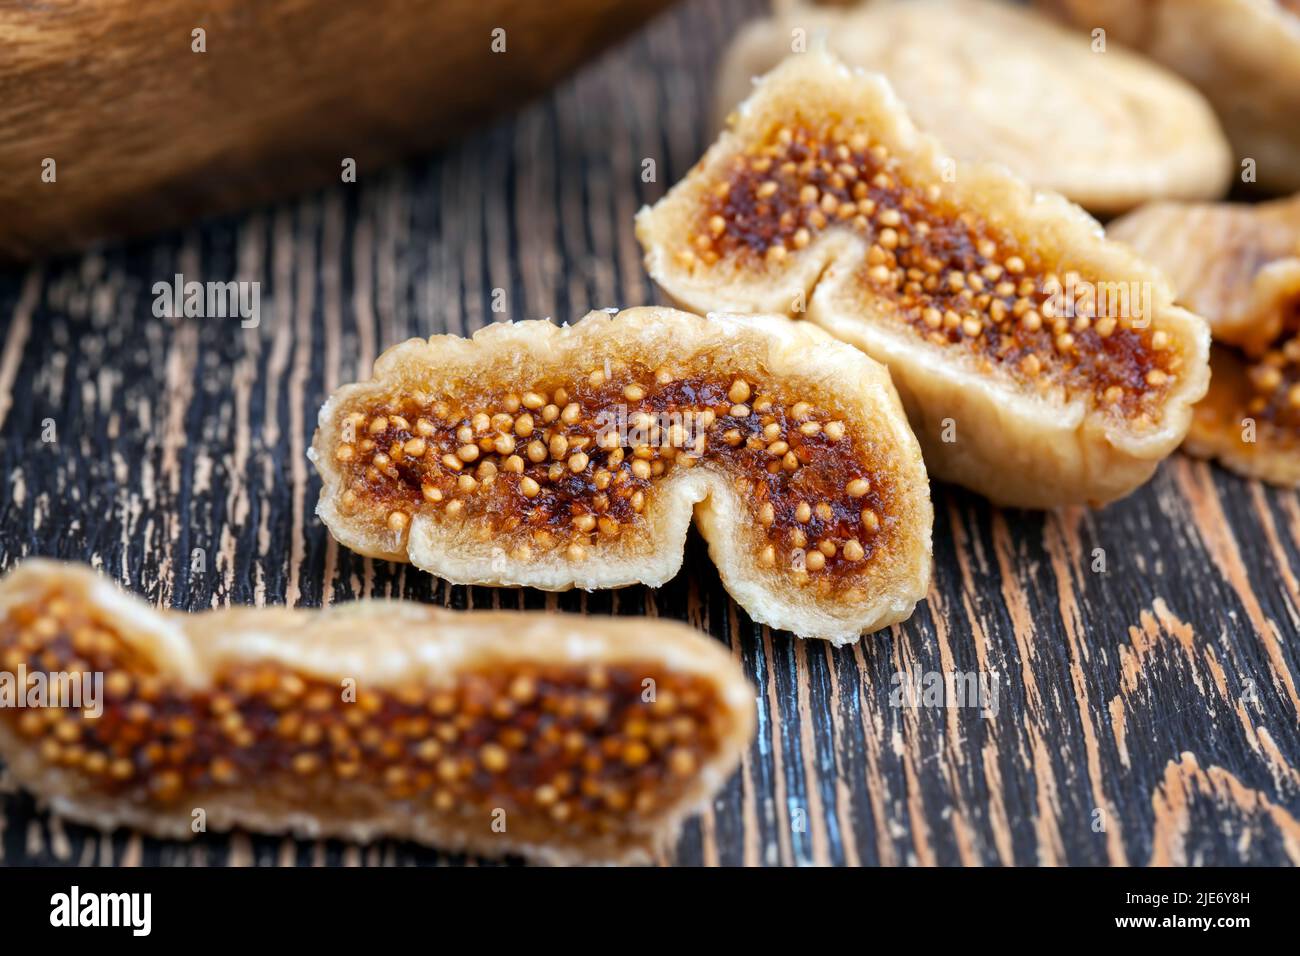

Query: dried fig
1109;195;1300;486
0;560;755;865
310;307;933;644
638;52;1210;508
1036;0;1300;194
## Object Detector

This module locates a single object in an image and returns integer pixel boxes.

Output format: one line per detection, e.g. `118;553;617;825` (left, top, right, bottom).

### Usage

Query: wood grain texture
1;0;1297;866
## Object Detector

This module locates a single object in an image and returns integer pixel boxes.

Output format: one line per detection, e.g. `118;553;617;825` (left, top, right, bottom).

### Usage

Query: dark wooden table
2;0;1298;866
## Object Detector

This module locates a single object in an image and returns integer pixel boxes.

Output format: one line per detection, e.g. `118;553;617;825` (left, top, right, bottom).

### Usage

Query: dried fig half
1183;346;1300;488
1108;195;1300;355
637;52;1210;508
310;307;933;644
1109;195;1300;486
1036;0;1300;194
714;0;1231;214
0;560;755;865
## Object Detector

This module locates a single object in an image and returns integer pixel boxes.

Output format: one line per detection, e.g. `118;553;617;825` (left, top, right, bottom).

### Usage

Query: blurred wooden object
1035;0;1300;195
0;0;677;260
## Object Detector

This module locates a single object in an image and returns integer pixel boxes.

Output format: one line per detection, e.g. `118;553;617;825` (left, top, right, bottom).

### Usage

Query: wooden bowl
0;0;678;260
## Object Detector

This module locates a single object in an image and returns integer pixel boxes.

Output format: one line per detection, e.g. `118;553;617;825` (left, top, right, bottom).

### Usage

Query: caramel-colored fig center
684;122;1182;416
331;360;897;583
1242;300;1300;433
0;590;727;840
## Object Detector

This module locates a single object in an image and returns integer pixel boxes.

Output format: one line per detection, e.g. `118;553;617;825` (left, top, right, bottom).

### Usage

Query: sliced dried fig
310;307;933;644
1108;195;1300;354
1109;195;1300;486
1182;346;1300;488
638;52;1210;509
0;560;755;865
714;0;1231;214
1036;0;1300;194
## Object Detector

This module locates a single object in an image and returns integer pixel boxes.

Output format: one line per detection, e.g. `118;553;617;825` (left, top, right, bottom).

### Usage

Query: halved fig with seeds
309;307;932;644
637;52;1211;508
1108;195;1300;356
714;0;1231;214
1109;195;1300;486
1037;0;1300;194
0;560;755;865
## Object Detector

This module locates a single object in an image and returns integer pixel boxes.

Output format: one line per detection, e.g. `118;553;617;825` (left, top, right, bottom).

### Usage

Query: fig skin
1036;0;1300;194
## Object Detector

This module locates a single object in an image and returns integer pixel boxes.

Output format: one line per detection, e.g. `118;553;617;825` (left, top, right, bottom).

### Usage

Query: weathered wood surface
1;0;1297;866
